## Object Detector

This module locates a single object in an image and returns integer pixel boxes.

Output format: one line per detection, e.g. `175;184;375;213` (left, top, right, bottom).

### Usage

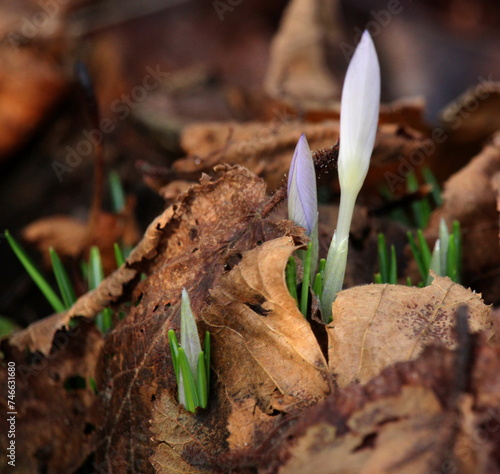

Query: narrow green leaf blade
109;170;126;213
5;230;65;313
204;331;210;395
446;235;458;282
178;347;199;412
88;246;104;290
422;167;443;206
407;231;426;282
377;233;388;283
300;242;312;316
113;242;125;267
417;229;432;270
313;271;323;296
197;352;208;409
285;257;298;304
389;245;397;284
428;240;441;285
438;219;450;276
49;247;76;309
168;330;180;378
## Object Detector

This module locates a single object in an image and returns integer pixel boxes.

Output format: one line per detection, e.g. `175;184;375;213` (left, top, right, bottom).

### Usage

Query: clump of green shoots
408;219;461;285
4;170;131;333
374;233;398;285
375;219;461;286
5;231;117;333
168;289;210;413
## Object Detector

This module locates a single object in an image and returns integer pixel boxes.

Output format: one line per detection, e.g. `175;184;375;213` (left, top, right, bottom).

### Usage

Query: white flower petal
338;30;380;195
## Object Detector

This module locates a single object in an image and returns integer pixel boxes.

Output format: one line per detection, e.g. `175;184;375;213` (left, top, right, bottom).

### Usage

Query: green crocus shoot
321;31;380;322
168;288;210;413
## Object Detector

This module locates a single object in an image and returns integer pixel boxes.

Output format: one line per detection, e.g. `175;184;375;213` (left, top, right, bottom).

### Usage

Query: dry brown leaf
424;133;500;304
23;204;140;274
22;215;88;260
264;0;340;106
0;37;68;159
205;237;329;406
91;166;299;472
280;327;500;474
177;119;429;193
327;275;492;387
441;81;500;144
281;386;444;474
0;322;102;473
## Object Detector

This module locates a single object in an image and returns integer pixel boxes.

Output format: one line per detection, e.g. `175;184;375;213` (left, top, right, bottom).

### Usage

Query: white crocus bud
288;133;319;275
321;31;381;322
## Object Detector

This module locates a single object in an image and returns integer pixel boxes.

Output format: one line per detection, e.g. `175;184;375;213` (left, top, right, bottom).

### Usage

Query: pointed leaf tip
180;288;202;377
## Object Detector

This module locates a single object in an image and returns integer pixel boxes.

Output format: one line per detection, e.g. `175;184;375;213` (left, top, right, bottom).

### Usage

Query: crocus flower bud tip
287;133;318;236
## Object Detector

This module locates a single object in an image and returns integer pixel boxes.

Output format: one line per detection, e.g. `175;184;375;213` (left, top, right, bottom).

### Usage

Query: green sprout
407;173;431;229
408;219;461;285
49;247;77;309
374;233;398;284
88;246;113;333
108;170;126;213
5;230;66;313
168;288;210;413
4;171;133;335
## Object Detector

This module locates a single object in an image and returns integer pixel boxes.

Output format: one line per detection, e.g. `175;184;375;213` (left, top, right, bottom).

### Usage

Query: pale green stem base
321;190;357;322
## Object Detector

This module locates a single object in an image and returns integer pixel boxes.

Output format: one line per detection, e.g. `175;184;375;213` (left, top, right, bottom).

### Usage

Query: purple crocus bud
288;134;318;236
288;133;319;276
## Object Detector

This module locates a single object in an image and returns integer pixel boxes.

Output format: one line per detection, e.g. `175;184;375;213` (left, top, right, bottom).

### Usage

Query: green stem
300;243;312;316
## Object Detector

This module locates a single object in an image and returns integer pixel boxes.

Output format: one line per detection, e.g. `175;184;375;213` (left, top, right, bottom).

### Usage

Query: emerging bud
168;288;210;412
337;30;381;197
321;31;381;322
287;133;319;278
288;134;318;236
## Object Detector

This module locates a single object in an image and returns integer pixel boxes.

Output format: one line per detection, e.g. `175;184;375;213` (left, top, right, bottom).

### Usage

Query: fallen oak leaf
327;274;493;387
